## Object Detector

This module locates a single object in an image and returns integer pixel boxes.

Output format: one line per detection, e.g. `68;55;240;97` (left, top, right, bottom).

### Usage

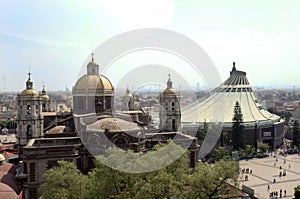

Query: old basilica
13;56;199;199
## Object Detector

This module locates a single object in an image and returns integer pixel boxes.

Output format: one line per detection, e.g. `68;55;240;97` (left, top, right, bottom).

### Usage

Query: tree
232;101;245;150
293;121;300;148
209;146;232;161
245;145;255;156
257;142;269;153
189;160;239;199
196;120;208;140
85;141;190;198
40;161;88;199
40;142;239;199
294;185;300;199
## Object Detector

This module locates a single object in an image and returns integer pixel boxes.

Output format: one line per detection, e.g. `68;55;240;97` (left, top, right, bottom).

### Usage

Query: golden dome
41;94;49;99
20;89;39;96
74;75;113;92
162;88;176;94
41;86;49;99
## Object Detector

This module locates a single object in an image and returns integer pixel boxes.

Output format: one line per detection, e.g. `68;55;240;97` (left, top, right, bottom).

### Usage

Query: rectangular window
29;162;36;182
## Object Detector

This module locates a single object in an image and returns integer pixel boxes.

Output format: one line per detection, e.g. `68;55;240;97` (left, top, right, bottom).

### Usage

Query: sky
1;0;300;92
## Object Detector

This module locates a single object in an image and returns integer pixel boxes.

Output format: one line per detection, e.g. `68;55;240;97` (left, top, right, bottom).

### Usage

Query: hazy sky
1;0;300;92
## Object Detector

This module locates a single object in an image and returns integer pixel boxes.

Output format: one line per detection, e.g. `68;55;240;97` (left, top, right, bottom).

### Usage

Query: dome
41;86;50;99
20;89;39;96
87;117;142;132
74;75;113;93
162;88;176;94
41;94;49;99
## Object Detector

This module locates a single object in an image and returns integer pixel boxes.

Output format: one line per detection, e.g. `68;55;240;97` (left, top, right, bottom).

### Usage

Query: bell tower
16;71;44;148
159;74;181;132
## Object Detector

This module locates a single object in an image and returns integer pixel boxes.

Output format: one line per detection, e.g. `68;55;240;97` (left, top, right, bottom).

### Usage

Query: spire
126;85;130;95
230;62;237;76
26;68;33;89
87;52;99;75
28;67;31;80
42;84;46;95
232;62;236;71
167;73;172;89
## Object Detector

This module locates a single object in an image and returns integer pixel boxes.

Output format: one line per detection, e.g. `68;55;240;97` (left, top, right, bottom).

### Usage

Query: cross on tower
28;67;31;79
91;53;94;61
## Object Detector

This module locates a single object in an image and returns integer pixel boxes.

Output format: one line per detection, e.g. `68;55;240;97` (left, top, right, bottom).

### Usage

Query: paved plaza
239;153;300;199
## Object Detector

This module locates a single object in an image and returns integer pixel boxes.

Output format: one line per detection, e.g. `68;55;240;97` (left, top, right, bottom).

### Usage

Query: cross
168;73;171;80
28;67;31;79
91;53;94;61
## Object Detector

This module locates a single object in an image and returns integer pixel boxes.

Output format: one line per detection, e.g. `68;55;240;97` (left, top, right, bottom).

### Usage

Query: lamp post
254;121;258;153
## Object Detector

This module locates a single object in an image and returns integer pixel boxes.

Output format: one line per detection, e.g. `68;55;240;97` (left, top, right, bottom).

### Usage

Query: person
268;184;270;190
0;154;5;166
284;190;286;197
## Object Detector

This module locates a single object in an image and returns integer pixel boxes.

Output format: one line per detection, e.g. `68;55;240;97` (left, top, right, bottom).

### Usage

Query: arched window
27;105;31;115
27;125;32;138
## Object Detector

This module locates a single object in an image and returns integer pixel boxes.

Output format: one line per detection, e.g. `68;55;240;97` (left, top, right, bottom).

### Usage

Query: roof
162;88;176;95
73;75;113;93
182;64;282;126
46;125;72;134
86;117;142;132
20;89;39;97
0;182;18;199
40;94;49;99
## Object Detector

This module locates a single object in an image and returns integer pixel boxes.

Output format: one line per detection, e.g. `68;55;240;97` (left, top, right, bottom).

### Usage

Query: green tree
294;185;300;199
257;142;269;153
189;160;239;199
232;101;245;150
85;141;189;198
245;145;255;156
40;161;87;199
209;146;232;161
293;121;300;148
196;120;208;140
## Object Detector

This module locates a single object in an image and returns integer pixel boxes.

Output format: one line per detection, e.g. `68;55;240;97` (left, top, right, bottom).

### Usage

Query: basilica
13;56;199;199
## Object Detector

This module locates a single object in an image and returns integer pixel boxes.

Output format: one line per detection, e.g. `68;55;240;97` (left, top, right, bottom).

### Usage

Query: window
29;162;36;182
27;105;31;115
27;125;32;138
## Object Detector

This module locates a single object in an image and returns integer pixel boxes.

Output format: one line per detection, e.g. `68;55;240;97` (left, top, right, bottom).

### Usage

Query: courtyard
240;153;300;199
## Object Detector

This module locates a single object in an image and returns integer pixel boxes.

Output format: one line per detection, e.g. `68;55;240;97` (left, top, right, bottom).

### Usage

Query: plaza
240;153;300;199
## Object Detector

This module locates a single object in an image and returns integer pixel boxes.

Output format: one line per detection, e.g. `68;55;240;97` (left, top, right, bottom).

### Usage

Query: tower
41;85;51;112
16;72;44;147
122;86;134;111
159;74;181;132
